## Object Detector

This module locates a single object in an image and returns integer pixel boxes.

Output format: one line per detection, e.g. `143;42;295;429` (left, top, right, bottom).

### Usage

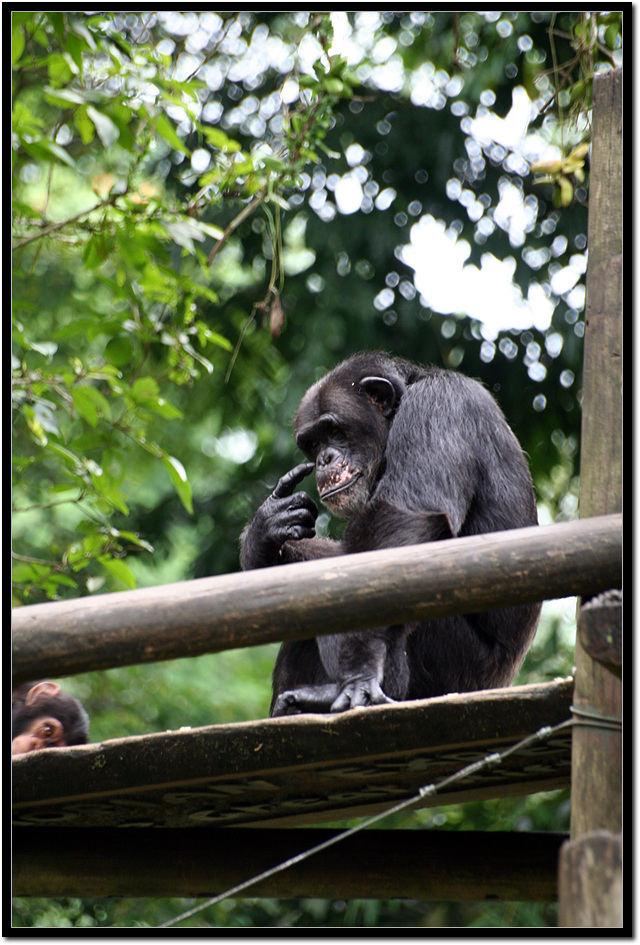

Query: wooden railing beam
13;827;567;901
12;514;621;683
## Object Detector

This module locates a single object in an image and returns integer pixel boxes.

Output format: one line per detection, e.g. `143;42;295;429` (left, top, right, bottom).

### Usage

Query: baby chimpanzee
12;680;89;755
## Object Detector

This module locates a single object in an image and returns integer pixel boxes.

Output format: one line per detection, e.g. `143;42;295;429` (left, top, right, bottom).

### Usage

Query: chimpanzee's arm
345;500;453;553
370;377;478;539
280;536;343;562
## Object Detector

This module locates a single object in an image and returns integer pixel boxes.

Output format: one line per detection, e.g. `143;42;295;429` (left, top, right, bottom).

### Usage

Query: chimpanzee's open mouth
319;471;361;501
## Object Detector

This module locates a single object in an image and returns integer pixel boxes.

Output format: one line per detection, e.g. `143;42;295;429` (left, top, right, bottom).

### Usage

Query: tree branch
12;195;119;251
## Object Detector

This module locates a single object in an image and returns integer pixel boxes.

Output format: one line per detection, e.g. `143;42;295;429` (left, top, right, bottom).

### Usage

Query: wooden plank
12;515;621;683
571;68;623;842
558;831;623;927
13;826;567;901
12;680;572;829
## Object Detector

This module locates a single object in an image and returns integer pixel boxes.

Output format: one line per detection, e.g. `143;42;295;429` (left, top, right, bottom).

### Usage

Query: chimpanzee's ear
25;681;61;706
359;375;404;417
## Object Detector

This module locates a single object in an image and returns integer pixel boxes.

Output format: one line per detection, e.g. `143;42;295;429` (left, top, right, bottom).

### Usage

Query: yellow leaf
530;159;563;175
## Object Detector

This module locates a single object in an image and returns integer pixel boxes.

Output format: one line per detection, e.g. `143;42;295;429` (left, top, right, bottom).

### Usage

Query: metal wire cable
157;717;573;929
570;703;622;732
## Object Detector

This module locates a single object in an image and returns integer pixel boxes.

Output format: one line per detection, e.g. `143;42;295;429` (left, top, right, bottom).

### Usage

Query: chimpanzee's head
294;354;407;518
12;681;90;755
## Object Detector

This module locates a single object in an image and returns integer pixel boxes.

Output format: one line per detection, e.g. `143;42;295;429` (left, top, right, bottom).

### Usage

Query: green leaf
202;127;241;152
48;573;79;590
86;105;120;148
149;397;182;420
69;18;98;51
70;385;111;426
99;556;136;589
47;51;74;85
69;433;105;453
116;530;154;553
12;562;51;583
33;400;59;436
268;192;291;212
71;387;98;426
130;376;160;405
199;327;232;351
155;113;190;155
68;549;91;571
54;317;102;340
24;405;47;445
74;105;96;145
28;340;58;359
90;472;129;514
161;220;205;254
189;220;225;241
12;24;25;65
82;233;115;269
12;101;45;137
21;137;76;169
105;336;134;368
605;24;619;49
260;155;288;172
49;482;80;494
11;12;34;27
323;77;344;96
162;454;193;514
43;86;88;107
46;442;82;468
65;32;88;72
317;141;341;160
182;343;214;375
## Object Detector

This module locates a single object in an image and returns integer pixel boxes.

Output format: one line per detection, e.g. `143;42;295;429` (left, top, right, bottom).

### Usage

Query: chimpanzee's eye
297;436;317;457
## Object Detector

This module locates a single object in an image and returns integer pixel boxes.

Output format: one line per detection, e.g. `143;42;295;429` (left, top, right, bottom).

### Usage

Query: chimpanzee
12;680;90;755
240;352;541;717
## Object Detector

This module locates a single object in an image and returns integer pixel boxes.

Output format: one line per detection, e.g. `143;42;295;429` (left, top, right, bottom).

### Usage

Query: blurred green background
12;11;621;929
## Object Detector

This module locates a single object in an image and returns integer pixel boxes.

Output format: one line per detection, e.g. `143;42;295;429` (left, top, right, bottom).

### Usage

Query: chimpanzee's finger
272;463;315;498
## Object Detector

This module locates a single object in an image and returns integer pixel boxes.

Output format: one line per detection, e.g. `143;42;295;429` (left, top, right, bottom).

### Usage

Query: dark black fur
240;352;541;716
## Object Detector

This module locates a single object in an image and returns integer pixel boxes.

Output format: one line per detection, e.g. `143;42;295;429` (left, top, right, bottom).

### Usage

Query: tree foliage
12;11;363;601
11;10;622;930
12;10;622;603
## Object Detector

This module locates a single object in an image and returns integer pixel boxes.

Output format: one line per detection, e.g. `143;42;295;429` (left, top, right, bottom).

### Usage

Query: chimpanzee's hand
330;677;396;713
240;463;317;569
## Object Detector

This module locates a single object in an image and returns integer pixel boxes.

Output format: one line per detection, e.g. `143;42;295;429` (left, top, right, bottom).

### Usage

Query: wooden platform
13;679;573;830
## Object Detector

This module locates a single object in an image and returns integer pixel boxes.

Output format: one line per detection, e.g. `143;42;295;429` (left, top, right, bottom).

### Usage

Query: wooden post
558;68;623;928
558;832;622;927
